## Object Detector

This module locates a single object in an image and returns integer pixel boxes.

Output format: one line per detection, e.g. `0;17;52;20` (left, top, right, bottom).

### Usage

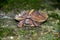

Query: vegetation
0;0;60;11
0;0;60;40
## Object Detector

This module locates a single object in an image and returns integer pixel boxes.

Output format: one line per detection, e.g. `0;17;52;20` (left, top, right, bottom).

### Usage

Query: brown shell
30;11;48;22
15;9;48;27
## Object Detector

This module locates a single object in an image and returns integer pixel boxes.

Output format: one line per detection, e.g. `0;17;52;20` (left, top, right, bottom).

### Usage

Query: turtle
15;9;48;27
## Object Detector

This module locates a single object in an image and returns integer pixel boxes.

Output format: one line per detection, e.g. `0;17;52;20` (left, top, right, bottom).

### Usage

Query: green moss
0;9;60;40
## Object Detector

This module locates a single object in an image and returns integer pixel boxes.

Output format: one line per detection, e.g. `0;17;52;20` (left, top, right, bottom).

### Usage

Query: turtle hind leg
33;21;41;27
29;19;35;27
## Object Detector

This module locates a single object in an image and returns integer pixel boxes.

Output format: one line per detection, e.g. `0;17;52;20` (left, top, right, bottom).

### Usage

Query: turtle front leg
17;20;24;27
29;19;35;27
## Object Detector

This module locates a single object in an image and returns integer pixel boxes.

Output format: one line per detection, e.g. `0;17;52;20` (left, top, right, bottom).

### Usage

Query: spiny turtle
15;9;48;27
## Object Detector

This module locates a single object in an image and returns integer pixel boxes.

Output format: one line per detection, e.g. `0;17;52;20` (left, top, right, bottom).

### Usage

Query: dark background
0;0;60;10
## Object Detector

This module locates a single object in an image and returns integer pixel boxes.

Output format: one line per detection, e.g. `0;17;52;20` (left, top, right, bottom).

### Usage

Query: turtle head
15;14;24;21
